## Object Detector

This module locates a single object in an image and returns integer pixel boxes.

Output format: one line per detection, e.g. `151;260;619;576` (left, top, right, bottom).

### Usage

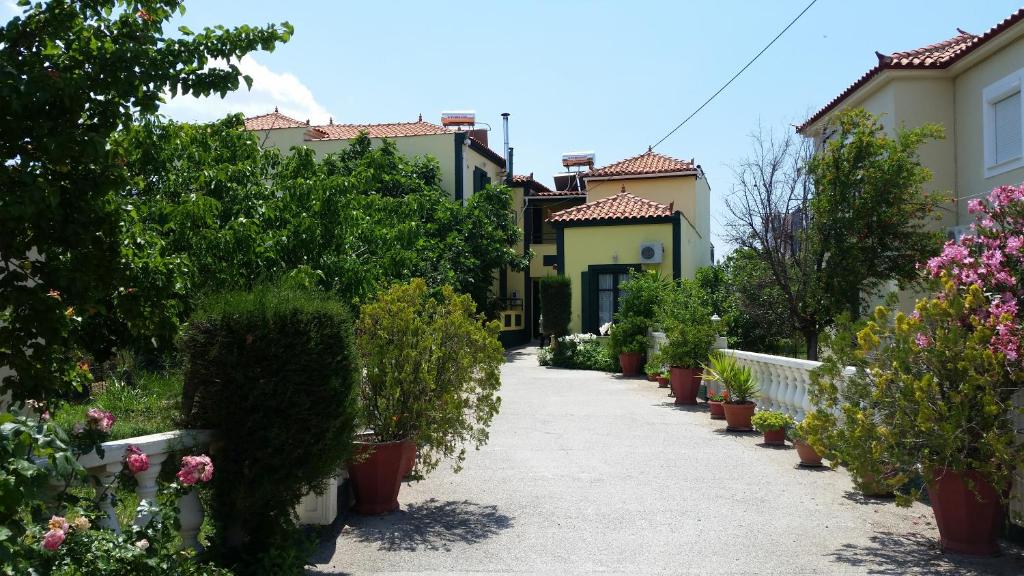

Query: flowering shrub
177;454;214;485
806;183;1024;504
540;333;617;372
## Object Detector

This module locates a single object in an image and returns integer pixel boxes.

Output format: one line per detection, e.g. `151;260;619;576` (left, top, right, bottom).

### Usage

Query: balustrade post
92;462;124;533
178;489;205;551
132;452;168;527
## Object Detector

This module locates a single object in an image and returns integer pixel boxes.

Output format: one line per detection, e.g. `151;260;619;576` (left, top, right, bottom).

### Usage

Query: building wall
562;222;674;334
530;243;557;278
954;32;1024;223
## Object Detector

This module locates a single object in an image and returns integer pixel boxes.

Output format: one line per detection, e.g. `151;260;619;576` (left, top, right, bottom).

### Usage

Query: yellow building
244;109;506;201
546;150;713;334
799;8;1024;236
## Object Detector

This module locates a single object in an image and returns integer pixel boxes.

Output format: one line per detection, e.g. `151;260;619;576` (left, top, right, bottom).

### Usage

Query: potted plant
353;279;504;514
804;184;1024;555
751;410;793;445
644;356;661;382
704;352;758;430
658;280;715;405
705;388;727;419
656;370;670;389
608;316;649;377
788;421;824;467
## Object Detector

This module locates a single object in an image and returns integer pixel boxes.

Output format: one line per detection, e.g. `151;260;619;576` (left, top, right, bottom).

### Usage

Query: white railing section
719;349;822;421
74;430;212;550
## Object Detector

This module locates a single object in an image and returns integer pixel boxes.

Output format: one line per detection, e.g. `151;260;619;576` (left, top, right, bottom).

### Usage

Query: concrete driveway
309;347;1024;575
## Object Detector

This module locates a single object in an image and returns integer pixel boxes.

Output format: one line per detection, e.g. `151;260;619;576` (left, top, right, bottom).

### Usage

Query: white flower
134;538;150;551
599;322;613;336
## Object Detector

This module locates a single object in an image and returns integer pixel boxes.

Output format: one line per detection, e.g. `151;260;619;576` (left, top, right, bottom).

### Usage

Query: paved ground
310;347;1024;575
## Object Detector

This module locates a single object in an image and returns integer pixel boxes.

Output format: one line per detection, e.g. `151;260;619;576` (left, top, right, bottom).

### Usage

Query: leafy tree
725;110;944;359
0;0;291;402
539;276;571;339
721;249;796;353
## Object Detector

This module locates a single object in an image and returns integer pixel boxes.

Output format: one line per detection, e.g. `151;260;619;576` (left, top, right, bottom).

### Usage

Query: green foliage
356;279;504;475
644;355;665;377
607;316;650;355
618;270;672;323
539;276;571;338
658;280;715;368
541;335;617;372
750;410;794;433
718;250;798;353
703;352;758;403
0;0;292;404
181;282;357;574
53;371;183;441
806;285;1024;506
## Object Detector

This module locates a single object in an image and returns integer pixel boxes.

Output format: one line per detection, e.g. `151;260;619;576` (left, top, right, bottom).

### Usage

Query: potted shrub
658;280;716;405
705;352;759;430
656;370;670;389
788;421;824;467
353;279;504;515
805;183;1024;556
751;410;793;445
644;357;661;382
705;388;727;419
608;316;649;377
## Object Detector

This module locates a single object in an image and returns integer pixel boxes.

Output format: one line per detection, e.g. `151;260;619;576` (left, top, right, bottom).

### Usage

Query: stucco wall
955;32;1024;223
562;222;674;334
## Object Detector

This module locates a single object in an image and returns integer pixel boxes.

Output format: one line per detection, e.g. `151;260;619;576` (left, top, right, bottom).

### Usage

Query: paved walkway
310;347;1024;575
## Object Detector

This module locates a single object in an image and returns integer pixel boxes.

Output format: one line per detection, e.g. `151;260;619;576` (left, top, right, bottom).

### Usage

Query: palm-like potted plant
787;421;823;467
751;410;793;445
608;316;649;377
704;352;759;430
658;280;715;405
353;279;504;514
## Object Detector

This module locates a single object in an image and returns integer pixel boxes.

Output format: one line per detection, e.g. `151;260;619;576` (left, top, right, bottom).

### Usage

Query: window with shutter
994;91;1022;165
983;69;1024;177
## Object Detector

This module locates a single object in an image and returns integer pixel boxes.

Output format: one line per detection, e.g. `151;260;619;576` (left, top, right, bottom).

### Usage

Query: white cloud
160;56;331;124
2;1;21;16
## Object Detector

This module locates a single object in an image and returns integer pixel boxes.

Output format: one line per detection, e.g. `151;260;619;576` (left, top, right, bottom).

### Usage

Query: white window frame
982;67;1024;178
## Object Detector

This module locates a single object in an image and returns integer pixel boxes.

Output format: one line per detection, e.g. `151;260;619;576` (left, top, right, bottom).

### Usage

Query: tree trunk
805;331;819;361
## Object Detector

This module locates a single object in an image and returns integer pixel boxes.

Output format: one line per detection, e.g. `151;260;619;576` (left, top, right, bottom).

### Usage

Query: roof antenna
329;117;333;125
418;113;423;122
274;106;279;113
620;185;626;193
648;145;652;152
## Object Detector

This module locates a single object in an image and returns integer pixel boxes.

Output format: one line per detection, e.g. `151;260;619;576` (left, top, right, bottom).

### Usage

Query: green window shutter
580;271;591;335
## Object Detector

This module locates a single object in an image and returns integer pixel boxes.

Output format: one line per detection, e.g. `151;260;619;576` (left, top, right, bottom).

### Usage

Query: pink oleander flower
47;516;68;533
42;529;65;551
86;408;115;433
177;454;214;485
967;198;985;214
914;333;932;348
125;445;149;474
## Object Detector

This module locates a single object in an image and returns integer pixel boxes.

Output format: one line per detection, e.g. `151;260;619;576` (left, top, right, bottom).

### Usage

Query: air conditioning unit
639;242;663;264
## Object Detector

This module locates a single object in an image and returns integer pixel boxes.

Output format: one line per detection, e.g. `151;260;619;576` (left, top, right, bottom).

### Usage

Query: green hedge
181;282;358;575
539;276;571;338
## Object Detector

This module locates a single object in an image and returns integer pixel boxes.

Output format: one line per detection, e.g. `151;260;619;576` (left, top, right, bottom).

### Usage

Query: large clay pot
619;352;642;377
400;442;417;478
722;401;756;430
656;375;669;388
348;439;413;515
762;428;786;445
708;400;725;419
794;439;823;467
927;468;1003;556
670;367;700;405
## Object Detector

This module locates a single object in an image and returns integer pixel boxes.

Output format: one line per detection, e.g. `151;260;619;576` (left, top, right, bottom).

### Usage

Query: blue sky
11;1;1020;255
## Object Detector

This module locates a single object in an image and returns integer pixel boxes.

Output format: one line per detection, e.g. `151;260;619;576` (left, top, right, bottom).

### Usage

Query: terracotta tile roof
799;8;1024;132
243;110;309;130
547;187;673;223
467;136;506;168
309;120;450;139
585;149;696;179
511;173;558;195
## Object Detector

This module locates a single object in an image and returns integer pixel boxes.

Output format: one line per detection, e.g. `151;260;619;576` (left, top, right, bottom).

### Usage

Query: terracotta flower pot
708;400;725;419
762;428;786;445
646;372;658;382
857;471;895;497
794;439;823;467
927;468;1003;556
670;366;700;405
400;442;417;478
656;375;669;388
722;401;756;430
619;352;642;377
348;439;413;515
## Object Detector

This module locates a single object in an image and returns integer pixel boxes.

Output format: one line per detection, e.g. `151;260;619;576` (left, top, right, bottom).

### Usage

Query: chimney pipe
506;147;514;185
501;112;510;175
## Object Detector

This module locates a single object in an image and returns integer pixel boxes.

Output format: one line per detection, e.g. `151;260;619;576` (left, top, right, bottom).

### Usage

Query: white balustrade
75;430;212;550
719;349;822;421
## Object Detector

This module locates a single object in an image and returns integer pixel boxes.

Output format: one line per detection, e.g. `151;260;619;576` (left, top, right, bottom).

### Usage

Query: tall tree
0;1;291;402
725;110;944;359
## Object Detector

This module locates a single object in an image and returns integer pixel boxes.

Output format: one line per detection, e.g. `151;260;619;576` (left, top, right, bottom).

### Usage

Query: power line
650;0;820;150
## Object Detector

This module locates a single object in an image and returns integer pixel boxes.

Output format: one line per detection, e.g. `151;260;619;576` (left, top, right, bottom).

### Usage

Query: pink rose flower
42;529;65;551
47;516;68;533
125;445;150;474
86;408;115;433
177;454;214;485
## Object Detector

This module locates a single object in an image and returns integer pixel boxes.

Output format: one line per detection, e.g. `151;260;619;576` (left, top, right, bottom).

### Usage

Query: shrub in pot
788;421;824;467
182;281;358;573
805;185;1024;555
704;352;758;430
656;370;670;389
539;276;571;343
644;356;662;382
751;410;794;446
608;316;649;377
705;388;727;419
354;279;503;514
658;280;715;405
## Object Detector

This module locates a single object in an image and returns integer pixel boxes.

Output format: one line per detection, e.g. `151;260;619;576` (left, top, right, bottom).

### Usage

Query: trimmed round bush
181;282;358;575
539;275;571;339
